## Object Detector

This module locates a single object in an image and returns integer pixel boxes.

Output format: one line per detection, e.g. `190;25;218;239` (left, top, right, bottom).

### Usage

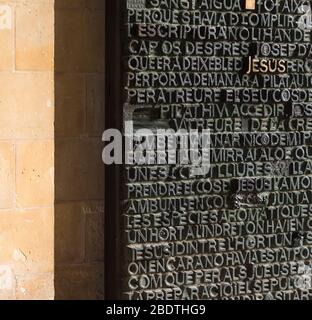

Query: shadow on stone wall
54;0;105;300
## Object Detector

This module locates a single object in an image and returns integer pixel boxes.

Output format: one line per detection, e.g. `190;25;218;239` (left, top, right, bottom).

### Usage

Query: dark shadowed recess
54;0;106;300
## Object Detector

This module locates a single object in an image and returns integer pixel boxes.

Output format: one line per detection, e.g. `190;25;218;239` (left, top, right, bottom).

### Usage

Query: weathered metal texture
117;0;312;300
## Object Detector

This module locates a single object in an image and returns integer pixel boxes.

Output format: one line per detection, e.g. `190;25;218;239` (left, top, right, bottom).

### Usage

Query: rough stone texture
0;0;104;299
55;263;104;300
54;0;105;300
0;0;54;299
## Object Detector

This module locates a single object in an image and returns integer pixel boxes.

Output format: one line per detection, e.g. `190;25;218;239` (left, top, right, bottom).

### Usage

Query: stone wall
0;0;54;299
0;0;105;299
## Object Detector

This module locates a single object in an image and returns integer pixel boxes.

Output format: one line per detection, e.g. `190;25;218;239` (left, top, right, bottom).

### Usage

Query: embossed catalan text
122;0;312;300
